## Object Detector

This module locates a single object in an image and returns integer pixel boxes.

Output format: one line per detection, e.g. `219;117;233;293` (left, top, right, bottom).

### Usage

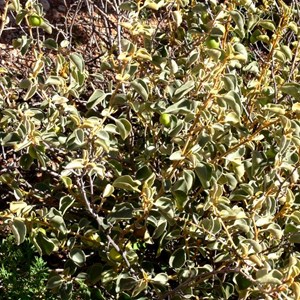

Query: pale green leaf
70;248;86;266
169;247;186;269
131;79;149;101
12;218;27;245
70;53;85;73
113;175;141;192
115;118;132;140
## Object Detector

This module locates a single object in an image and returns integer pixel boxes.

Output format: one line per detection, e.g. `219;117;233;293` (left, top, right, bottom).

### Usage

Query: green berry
109;248;122;262
201;12;209;22
28;15;43;27
205;37;219;49
159;113;171;127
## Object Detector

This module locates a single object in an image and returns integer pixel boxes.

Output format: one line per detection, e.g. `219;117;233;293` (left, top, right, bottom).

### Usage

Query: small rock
0;0;5;9
39;0;51;11
58;5;67;12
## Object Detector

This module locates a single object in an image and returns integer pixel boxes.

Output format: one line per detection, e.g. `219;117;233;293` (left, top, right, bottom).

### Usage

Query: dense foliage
0;0;300;299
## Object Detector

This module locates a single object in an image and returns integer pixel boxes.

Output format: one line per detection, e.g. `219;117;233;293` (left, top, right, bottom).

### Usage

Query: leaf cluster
0;0;300;299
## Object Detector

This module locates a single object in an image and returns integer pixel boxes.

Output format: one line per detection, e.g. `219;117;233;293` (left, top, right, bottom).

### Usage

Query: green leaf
70;248;86;266
164;98;192;114
43;38;58;50
116;274;137;293
19;78;32;89
183;170;194;191
169;150;184;161
87;263;103;285
187;49;199;67
64;159;85;169
280;82;300;100
169;247;186;269
170;59;179;73
145;0;165;10
61;176;73;189
222;90;242;116
2;132;21;146
289;233;300;244
103;184;114;197
24;83;38;100
47;275;63;289
131;79;149;101
285;223;298;234
135;48;152;61
155;197;175;221
243;61;259;75
263;104;286;115
115;118;132;140
59;195;75;216
151;273;169;285
173;10;182;27
202;217;222;235
172;178;189;196
9;201;28;213
108;203;134;221
48;208;67;235
174;190;187;210
50;215;67;234
136;165;153;180
211;24;225;37
256;269;283;285
225;112;240;124
70;53;85;73
280;45;293;61
242;239;262;253
259;20;276;31
195;162;213;188
19;153;34;170
11;218;27;245
233;43;248;62
292;103;300;112
40;21;52;34
45;75;65;86
173;80;195;99
222;74;237;91
87;90;107;109
15;10;27;25
113;175;141;192
230;10;245;31
132;279;148;297
34;232;55;255
235;273;252;290
206;48;223;61
66;128;85;148
152;219;167;239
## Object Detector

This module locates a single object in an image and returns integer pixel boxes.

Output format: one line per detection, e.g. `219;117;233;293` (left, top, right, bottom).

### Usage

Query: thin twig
0;0;9;39
75;175;135;273
159;265;240;300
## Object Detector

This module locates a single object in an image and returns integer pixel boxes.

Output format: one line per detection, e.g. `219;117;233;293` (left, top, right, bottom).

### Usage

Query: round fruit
205;37;219;49
201;12;209;22
109;248;122;262
28;15;43;27
159;113;171;127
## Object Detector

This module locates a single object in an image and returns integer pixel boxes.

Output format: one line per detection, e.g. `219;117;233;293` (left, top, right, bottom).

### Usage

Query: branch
75;175;135;273
158;265;241;300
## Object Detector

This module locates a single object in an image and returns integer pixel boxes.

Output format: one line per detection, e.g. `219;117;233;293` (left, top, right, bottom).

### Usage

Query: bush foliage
0;0;300;299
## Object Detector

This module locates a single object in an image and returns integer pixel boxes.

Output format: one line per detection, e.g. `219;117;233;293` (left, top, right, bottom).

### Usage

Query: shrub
0;0;300;299
0;236;58;299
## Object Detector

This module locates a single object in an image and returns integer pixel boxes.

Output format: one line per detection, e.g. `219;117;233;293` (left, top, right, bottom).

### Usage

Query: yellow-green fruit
201;12;209;22
205;37;219;49
159;113;171;127
28;15;43;27
109;248;122;262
